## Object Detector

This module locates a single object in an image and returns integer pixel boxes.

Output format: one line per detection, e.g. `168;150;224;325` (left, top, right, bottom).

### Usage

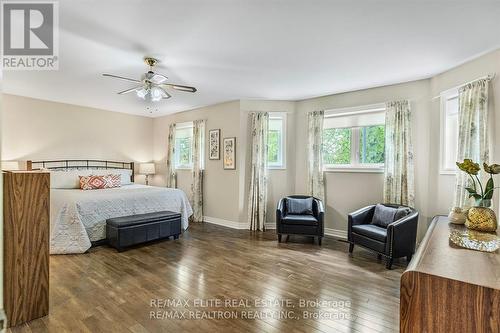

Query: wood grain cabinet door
3;172;50;327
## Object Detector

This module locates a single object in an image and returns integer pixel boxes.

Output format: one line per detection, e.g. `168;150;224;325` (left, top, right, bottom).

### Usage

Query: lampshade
1;161;21;171
139;163;155;175
136;87;148;99
136;87;170;102
150;87;163;102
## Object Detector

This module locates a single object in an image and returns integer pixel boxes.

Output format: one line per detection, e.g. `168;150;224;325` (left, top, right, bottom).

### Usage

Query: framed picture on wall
223;137;236;170
209;129;221;160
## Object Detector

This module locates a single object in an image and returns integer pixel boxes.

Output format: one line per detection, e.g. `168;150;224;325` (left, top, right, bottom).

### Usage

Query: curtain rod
324;102;387;118
324;107;386;119
432;73;496;100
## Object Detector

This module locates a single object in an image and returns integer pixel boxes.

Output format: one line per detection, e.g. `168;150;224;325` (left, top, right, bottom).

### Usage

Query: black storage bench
106;210;181;251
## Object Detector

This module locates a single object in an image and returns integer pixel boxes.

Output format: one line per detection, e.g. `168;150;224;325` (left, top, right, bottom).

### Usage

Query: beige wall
295;80;432;238
153;101;243;223
1;94;154;183
153;100;296;225
428;49;500;218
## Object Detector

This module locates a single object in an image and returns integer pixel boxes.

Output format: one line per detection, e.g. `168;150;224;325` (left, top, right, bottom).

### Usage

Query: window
267;113;286;169
323;105;386;171
175;122;193;169
440;89;459;173
359;125;385;164
323;128;351;165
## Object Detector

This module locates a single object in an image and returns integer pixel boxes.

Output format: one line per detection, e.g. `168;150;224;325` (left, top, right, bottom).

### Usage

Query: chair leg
285;235;289;242
407;255;413;262
318;237;322;246
278;234;282;243
348;243;354;253
386;258;393;270
377;254;382;261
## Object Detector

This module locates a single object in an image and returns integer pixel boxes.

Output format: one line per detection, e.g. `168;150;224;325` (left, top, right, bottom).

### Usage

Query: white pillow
50;169;133;188
50;170;80;189
119;169;133;185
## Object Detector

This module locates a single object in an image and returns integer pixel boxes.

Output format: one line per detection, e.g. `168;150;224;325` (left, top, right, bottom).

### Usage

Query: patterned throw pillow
105;174;121;188
79;174;121;190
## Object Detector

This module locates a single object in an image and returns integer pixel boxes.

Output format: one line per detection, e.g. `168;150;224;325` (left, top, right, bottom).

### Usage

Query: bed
28;160;193;254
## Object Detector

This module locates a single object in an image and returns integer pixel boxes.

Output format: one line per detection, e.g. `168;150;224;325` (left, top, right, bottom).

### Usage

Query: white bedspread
50;184;192;254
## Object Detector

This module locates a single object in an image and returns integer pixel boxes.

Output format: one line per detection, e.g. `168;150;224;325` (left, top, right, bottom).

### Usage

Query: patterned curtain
307;111;325;202
453;79;489;208
384;100;415;207
191;119;205;222
248;112;269;231
166;123;177;188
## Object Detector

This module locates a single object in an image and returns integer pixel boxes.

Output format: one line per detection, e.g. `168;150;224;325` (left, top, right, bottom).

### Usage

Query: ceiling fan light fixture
103;57;196;106
150;87;163;102
136;87;148;99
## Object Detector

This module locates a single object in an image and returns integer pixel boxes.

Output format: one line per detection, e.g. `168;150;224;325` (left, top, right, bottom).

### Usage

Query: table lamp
139;163;155;185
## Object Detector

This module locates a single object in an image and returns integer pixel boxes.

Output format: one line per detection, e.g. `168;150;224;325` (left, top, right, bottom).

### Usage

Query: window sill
324;167;384;174
268;166;286;170
175;167;192;171
440;169;456;176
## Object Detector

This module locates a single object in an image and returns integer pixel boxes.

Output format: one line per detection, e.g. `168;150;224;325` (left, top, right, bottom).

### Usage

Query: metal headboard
27;159;135;182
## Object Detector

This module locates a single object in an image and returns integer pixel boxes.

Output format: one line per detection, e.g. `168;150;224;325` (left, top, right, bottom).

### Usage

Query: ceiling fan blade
102;73;141;83
162;88;172;99
117;86;142;95
161;83;197;93
149;73;168;85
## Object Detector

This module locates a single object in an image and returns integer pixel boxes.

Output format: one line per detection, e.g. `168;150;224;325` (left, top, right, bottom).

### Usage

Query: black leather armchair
348;204;418;269
276;195;324;245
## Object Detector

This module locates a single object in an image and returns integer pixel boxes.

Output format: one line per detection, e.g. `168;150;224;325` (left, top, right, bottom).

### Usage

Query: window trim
174;121;194;170
323;104;386;172
324;166;384;174
268;112;287;170
439;88;459;176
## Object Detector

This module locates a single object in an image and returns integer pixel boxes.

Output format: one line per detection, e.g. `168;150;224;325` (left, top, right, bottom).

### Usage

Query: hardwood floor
8;223;405;333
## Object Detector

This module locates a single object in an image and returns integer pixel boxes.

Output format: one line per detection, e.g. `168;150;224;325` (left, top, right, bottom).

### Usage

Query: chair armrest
312;198;324;236
276;198;286;231
387;212;419;257
348;205;375;227
348;205;375;242
312;198;324;217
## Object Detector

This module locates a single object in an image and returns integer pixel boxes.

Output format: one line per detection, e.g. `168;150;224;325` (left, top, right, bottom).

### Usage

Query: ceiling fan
102;57;197;102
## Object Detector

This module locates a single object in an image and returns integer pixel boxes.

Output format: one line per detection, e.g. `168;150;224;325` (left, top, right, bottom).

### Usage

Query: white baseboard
265;222;276;229
203;216;248;229
204;216;347;240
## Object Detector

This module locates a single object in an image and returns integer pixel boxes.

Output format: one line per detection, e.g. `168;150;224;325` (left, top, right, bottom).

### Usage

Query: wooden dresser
3;171;50;327
400;216;500;332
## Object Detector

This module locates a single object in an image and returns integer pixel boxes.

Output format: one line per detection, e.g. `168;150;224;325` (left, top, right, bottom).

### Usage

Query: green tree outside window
268;130;280;163
359;125;385;164
323;128;351;164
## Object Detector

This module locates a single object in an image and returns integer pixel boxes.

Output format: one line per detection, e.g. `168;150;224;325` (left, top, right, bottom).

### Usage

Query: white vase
448;207;466;225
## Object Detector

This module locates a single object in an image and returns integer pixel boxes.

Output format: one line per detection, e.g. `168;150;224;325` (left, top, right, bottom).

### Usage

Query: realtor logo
1;1;59;70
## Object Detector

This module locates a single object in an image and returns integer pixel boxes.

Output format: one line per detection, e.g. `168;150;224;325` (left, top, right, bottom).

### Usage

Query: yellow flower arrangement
457;159;500;207
483;163;500;175
456;159;480;175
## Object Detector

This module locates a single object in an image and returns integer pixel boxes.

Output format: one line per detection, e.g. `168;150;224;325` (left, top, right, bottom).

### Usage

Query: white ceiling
4;0;500;117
